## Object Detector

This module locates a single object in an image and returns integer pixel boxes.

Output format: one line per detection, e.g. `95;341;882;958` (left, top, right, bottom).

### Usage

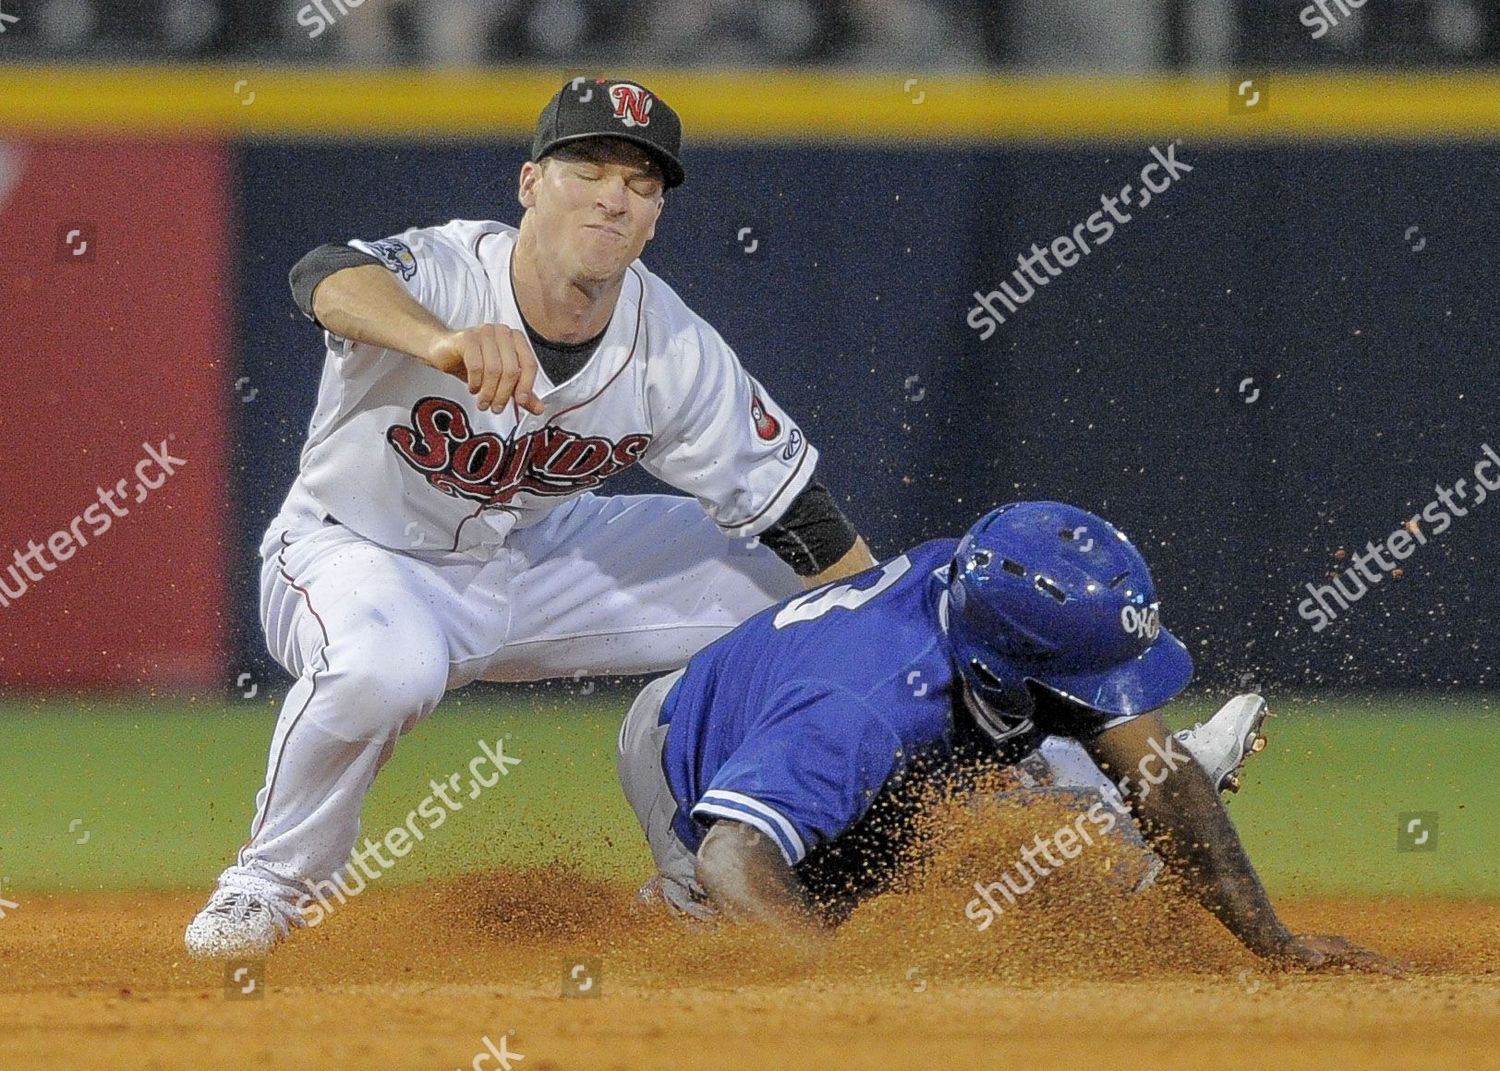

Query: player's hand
1268;933;1406;975
424;324;544;415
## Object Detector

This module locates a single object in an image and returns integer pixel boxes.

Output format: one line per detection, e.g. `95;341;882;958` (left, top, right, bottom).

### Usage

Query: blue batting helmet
944;502;1193;744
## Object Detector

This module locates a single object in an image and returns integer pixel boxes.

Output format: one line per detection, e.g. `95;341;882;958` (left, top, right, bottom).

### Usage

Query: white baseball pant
218;484;798;902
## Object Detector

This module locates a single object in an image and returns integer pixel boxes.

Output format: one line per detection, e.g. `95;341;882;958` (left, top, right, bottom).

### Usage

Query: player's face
520;141;665;282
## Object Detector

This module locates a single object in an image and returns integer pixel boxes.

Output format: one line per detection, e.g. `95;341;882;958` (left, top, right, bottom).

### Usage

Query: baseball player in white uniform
185;78;875;956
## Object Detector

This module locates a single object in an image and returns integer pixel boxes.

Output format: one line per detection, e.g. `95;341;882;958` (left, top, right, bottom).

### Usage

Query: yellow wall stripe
2;66;1500;141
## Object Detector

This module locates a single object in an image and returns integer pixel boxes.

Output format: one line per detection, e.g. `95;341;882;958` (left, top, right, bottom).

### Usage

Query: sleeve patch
750;393;781;441
360;237;418;281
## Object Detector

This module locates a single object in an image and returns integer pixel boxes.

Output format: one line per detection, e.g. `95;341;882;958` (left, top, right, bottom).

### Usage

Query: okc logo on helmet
1120;603;1161;642
609;83;653;127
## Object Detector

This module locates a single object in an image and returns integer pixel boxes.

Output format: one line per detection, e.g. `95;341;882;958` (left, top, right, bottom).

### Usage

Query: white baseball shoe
184;886;302;959
1174;693;1270;794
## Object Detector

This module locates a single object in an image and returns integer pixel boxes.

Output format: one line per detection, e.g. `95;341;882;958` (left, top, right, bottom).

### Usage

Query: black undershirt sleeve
289;242;383;325
758;481;860;577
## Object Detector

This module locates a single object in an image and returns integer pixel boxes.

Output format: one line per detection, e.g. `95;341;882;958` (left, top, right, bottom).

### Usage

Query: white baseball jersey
217;219;817;908
292;219;817;557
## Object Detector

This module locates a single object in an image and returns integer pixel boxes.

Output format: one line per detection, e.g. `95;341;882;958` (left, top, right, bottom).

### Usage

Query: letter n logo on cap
610;83;653;127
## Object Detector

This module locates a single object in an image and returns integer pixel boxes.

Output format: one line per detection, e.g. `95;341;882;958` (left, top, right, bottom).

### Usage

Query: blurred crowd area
3;0;1500;68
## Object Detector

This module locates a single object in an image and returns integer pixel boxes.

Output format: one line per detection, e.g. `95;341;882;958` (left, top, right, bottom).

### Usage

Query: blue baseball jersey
660;538;962;866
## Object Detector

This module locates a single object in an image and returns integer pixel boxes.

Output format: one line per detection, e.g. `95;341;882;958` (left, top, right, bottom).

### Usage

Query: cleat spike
1225;773;1242;793
1250;734;1267;753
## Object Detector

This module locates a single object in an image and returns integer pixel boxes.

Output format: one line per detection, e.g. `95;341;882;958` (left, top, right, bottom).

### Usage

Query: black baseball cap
532;78;685;189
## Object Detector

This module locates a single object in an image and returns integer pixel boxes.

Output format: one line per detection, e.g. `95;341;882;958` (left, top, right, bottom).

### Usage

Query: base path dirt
1;874;1496;1070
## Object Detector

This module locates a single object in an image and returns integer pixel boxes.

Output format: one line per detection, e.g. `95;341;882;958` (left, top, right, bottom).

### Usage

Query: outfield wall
1;69;1496;692
0;138;231;688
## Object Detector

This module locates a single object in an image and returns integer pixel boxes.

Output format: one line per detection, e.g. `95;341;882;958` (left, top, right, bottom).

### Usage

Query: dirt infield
1;875;1496;1071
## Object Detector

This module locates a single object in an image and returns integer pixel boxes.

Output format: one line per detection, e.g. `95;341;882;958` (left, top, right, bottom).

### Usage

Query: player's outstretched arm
695;820;827;939
1083;711;1403;974
310;264;543;414
754;481;874;589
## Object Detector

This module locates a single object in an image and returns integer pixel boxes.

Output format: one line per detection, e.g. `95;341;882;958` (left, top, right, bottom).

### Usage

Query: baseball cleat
184;887;300;959
1174;693;1270;794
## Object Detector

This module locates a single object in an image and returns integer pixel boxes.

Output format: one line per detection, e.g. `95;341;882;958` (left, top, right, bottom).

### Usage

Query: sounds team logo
610;83;653;127
388;397;651;505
